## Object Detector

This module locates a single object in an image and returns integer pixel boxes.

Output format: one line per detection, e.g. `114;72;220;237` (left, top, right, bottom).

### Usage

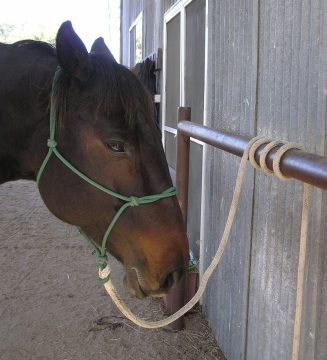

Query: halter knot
47;139;57;148
129;196;140;207
97;254;108;268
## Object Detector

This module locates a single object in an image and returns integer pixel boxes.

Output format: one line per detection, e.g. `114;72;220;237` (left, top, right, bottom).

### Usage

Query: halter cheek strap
36;67;177;282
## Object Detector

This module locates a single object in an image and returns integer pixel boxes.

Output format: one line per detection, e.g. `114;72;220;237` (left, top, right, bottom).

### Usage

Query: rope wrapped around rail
100;136;311;339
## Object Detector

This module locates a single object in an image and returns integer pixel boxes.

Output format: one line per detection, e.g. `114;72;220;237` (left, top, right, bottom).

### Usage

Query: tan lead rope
99;137;311;342
292;183;310;360
269;142;310;360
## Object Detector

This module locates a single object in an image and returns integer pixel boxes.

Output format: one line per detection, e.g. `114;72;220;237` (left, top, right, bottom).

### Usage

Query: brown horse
0;21;189;299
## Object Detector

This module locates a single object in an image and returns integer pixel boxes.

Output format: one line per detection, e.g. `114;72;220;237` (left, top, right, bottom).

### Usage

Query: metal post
176;107;191;222
169;107;191;331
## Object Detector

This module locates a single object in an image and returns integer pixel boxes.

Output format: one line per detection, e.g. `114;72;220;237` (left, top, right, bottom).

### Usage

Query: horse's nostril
161;269;182;293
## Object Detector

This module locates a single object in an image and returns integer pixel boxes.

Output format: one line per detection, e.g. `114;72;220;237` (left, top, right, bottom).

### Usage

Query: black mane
12;39;56;56
8;39;156;132
53;53;156;132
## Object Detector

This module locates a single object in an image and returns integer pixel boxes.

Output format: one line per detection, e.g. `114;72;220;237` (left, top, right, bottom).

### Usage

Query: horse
0;21;189;300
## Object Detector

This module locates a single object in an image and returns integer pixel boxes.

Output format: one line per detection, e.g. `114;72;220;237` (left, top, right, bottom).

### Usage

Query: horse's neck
0;57;56;184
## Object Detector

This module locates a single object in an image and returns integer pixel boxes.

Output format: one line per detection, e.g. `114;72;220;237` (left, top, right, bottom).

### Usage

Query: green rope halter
36;67;177;283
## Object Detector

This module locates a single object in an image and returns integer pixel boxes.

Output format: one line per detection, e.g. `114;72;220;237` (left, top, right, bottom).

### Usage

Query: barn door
163;0;207;260
129;13;142;67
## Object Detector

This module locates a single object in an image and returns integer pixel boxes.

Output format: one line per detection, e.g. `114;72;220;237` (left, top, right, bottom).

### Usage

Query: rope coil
259;140;284;175
273;143;304;180
248;137;272;170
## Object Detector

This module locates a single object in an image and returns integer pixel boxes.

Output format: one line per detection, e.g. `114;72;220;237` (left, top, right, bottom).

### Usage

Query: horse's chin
123;269;168;300
123;274;148;299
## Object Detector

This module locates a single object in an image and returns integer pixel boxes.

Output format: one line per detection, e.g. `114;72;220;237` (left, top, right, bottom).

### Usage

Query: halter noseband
36;67;177;282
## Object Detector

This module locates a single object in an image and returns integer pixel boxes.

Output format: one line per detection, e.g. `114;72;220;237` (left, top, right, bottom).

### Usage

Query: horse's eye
106;141;126;154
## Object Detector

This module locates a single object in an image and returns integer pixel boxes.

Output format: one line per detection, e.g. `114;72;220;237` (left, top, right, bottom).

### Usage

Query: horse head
36;21;189;299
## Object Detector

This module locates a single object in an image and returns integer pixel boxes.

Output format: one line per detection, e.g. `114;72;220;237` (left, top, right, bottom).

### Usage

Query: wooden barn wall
203;1;327;360
120;0;142;65
142;0;164;57
202;1;258;359
164;0;180;13
120;0;173;122
120;0;327;359
121;0;179;66
248;0;327;359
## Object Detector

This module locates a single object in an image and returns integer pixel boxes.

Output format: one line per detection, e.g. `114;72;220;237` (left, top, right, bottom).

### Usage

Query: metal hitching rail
177;110;327;192
171;106;327;331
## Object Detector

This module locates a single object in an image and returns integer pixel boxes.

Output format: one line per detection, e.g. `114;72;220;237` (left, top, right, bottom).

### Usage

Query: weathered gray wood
202;1;258;359
247;0;327;359
120;1;327;358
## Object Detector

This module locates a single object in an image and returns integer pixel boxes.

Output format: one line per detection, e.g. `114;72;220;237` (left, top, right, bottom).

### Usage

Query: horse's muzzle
123;267;183;299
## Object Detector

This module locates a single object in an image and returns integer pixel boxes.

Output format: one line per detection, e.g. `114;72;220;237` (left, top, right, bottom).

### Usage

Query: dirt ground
0;180;226;360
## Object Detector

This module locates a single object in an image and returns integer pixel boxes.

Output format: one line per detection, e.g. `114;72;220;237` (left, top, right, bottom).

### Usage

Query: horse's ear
91;37;116;62
56;21;92;82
